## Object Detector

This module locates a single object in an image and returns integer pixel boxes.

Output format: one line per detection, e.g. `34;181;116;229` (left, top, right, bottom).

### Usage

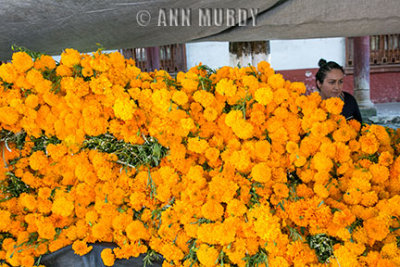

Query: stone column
229;41;270;67
353;36;377;118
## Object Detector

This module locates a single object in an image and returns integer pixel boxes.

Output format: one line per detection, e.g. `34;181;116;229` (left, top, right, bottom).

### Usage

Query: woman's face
317;69;344;99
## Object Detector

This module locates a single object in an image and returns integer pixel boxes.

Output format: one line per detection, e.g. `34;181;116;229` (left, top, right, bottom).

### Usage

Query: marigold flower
196;244;219;267
172;90;188;105
60;48;81;68
254;87;273;106
324;97;344;115
364;216;390;242
12;52;34;73
101;248;115;266
72;240;93;256
251;163;271;183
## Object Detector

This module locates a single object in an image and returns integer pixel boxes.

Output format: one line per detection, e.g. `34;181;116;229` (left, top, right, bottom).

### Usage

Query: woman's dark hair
315;59;344;90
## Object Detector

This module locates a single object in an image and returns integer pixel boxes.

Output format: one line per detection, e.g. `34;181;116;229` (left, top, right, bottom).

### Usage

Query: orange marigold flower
364;216;390;242
52;196;74;217
273;183;289;199
251;163;271;183
126;220;150;241
60;48;81;68
0;106;19;125
12;52;34;73
201;199;224;221
72;240;93;256
34;54;56;71
359;133;380;155
267;73;285;90
203;107;218;122
378;151;393;166
343;188;362;205
205;147;220;163
101;248;115;266
28;150;48;171
324;97;344;115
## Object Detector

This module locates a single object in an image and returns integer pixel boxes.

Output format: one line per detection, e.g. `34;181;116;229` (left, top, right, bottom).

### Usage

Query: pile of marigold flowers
0;48;400;267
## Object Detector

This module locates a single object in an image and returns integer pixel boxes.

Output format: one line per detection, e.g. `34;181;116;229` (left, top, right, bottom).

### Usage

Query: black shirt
341;91;363;123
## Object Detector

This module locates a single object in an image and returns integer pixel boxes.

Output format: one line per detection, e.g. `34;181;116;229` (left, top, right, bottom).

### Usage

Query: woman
316;59;363;123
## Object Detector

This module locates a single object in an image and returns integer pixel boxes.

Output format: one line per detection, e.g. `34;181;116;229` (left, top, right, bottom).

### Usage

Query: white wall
270;38;346;70
186;42;230;70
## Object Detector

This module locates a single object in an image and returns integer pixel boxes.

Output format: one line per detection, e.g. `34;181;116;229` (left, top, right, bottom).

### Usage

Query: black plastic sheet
40;243;163;267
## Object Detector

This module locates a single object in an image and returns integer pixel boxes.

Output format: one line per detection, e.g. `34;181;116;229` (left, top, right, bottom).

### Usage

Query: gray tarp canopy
1;0;400;60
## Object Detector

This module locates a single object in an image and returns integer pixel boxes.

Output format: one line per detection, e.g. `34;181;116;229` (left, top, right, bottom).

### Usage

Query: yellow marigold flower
172;90;188;105
187;137;209;154
231;119;254;140
101;248;115;267
180;118;195;131
12;52;34;73
72;240;93;256
113;97;136;121
251;163;271;183
252;206;281;241
215;78;237;97
226;199;247;217
197;244;219;267
60;48;81;68
225;110;242;127
193;90;215;108
230;150;251;173
254;86;273;106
